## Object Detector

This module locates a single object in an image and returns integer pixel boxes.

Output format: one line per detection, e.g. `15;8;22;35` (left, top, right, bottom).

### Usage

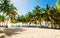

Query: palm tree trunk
6;16;10;28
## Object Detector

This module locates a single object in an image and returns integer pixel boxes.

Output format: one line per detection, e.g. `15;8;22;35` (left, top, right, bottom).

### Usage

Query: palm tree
56;0;60;9
26;12;34;22
43;4;56;28
32;5;41;24
0;15;6;22
53;9;60;28
0;0;17;27
0;0;17;17
26;5;42;27
0;15;6;27
43;4;60;28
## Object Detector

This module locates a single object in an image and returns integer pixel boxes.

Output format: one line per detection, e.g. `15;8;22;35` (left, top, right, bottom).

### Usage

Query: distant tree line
0;0;60;28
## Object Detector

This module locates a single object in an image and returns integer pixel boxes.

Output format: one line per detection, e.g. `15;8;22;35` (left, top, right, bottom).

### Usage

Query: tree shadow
0;27;26;37
0;35;5;38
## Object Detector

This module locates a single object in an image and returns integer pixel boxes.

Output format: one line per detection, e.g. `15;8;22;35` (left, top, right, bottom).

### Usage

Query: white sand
0;27;60;38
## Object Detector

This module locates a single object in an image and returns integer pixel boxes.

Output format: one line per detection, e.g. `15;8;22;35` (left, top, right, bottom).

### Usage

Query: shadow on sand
0;35;5;38
0;27;26;38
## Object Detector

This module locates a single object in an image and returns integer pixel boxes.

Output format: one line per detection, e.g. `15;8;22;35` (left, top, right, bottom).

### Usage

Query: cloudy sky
11;0;57;15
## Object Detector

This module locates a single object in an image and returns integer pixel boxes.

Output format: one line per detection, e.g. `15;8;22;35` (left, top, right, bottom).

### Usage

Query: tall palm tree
43;4;56;28
43;4;60;28
32;5;41;24
0;0;17;27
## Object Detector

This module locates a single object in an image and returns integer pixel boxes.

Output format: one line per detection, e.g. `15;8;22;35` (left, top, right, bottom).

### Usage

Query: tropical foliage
0;0;60;28
0;0;17;23
16;4;60;28
56;0;60;9
0;15;6;22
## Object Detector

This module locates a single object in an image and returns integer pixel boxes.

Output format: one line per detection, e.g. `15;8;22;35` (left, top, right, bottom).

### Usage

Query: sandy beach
0;27;60;38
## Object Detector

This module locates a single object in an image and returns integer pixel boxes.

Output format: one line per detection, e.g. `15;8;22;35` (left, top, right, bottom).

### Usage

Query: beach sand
0;27;60;38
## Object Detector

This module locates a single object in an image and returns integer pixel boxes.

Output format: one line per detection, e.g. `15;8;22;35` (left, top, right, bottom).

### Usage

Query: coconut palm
43;4;60;28
0;15;6;22
0;0;17;27
26;12;34;22
0;0;17;17
26;5;42;27
53;9;60;28
56;0;60;9
42;4;55;28
32;5;42;24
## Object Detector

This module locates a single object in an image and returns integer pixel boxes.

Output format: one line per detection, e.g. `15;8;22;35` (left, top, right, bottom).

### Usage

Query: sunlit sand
0;27;60;38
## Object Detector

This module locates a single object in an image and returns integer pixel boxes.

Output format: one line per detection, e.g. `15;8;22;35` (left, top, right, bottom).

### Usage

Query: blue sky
11;0;57;15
